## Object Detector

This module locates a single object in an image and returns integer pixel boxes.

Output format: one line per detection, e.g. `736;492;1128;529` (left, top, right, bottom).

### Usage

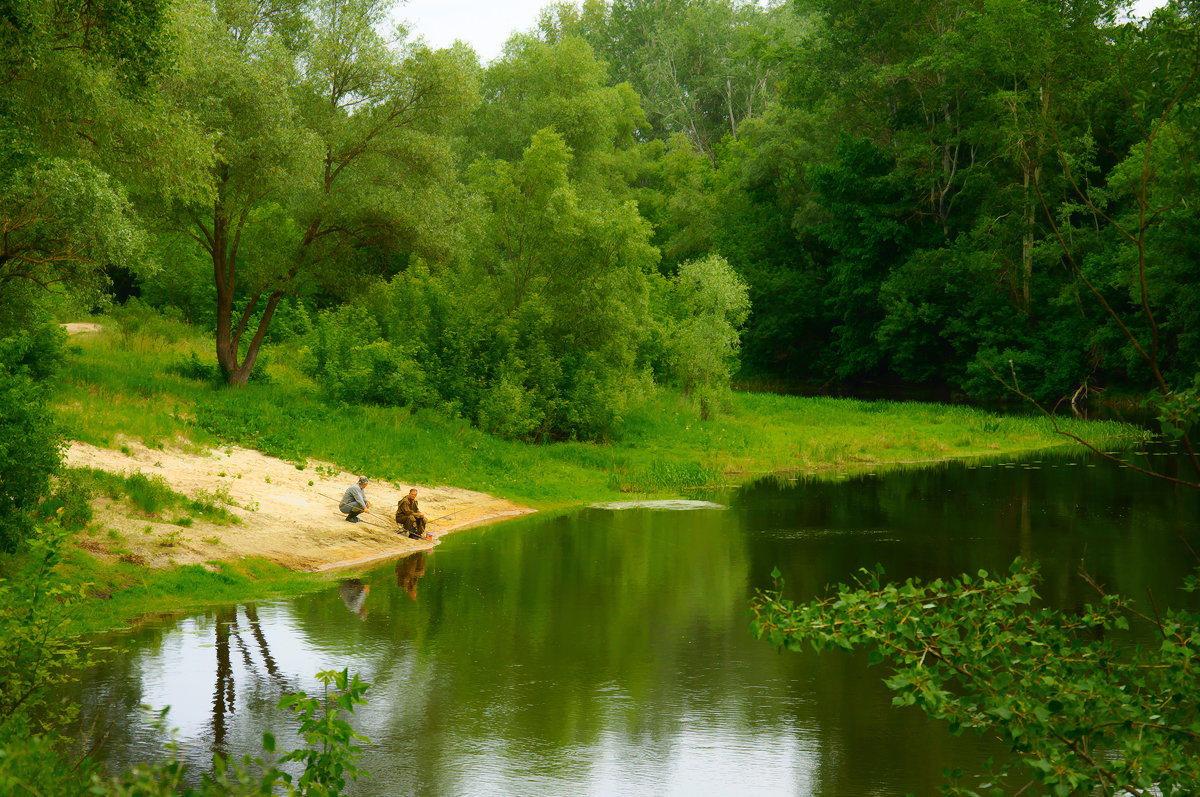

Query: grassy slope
58;315;1134;506
45;312;1137;631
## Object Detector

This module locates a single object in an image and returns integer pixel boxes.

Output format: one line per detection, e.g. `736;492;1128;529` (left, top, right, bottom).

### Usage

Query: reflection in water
339;579;371;619
70;446;1200;795
211;606;234;757
396;552;427;601
209;604;293;757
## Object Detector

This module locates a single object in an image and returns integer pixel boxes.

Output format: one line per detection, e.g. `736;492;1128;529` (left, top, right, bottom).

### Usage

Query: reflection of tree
396;553;427;601
243;605;285;683
210;604;292;759
211;606;236;757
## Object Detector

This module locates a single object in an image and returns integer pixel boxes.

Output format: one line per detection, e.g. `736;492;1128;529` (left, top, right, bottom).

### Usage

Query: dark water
73;446;1200;795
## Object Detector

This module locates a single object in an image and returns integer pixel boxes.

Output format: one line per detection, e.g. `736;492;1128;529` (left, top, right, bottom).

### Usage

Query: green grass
55;311;1141;508
50;544;329;636
65;467;240;525
39;308;1146;631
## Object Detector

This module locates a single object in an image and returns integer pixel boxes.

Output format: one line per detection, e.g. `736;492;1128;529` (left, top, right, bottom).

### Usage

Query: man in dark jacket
395;488;427;539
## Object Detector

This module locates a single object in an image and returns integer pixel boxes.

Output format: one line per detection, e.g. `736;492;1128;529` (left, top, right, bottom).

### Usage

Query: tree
989;1;1200;485
169;0;477;385
666;253;750;418
537;0;792;156
1;0;210;329
752;7;1200;793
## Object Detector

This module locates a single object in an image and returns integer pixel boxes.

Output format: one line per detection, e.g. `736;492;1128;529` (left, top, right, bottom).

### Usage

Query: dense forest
4;1;1200;793
4;0;1200;444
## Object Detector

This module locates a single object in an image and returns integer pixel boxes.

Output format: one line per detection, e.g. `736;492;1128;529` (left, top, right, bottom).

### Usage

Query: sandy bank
65;439;535;572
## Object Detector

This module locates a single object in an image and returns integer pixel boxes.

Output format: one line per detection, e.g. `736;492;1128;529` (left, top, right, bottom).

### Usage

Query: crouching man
340;476;371;522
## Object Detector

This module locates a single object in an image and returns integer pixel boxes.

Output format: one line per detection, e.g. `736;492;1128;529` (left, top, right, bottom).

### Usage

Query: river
71;444;1200;795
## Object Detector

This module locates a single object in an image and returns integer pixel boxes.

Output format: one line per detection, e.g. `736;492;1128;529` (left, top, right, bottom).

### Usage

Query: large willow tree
167;0;478;385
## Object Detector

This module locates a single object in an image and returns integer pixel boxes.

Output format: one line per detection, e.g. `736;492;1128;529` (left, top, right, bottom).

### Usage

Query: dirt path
65;439;534;572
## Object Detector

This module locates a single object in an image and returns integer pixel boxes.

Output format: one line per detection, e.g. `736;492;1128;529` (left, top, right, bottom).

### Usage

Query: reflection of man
339;579;370;619
395;488;427;539
396;552;427;600
340;476;371;522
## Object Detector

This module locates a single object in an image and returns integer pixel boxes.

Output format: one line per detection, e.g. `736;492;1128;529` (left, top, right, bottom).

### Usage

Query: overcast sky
396;0;1171;65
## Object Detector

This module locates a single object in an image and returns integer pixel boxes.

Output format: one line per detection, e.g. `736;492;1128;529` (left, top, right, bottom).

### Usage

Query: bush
0;328;65;551
305;306;428;407
41;471;94;531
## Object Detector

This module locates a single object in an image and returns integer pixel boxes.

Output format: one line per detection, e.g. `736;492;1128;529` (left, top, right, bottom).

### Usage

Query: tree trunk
223;291;284;387
1022;164;1034;312
212;197;240;380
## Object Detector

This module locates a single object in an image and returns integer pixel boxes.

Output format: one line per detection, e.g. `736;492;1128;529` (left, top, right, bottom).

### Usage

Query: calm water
73;446;1200;795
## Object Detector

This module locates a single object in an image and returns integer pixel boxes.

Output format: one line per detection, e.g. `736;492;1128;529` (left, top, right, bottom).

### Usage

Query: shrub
41;471;94;531
0;328;65;551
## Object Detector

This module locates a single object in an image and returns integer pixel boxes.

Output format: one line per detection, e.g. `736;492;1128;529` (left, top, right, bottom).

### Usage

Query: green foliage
1151;373;1200;441
304;307;428;407
277;669;371;796
41;471;95;532
665;253;751;418
0;730;100;797
0;327;65;551
751;560;1200;795
0;529;92;735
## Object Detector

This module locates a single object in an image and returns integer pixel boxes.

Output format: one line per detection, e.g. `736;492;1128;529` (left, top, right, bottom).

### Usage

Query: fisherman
339;476;371;522
395;488;427;539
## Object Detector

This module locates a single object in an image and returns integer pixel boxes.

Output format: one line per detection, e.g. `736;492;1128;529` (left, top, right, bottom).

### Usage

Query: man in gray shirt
340;476;371;522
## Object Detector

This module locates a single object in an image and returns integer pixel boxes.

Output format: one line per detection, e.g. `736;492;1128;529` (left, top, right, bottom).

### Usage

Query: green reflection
70;446;1199;795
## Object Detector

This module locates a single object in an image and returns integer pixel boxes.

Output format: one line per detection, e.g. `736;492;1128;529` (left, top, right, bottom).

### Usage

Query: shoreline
312;508;537;573
64;438;537;573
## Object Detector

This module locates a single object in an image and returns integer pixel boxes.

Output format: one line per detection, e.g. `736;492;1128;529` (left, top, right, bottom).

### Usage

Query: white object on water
589;499;727;511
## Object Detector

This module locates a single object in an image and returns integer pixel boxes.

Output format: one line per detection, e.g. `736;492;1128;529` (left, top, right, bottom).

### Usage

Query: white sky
396;0;1172;66
397;0;550;63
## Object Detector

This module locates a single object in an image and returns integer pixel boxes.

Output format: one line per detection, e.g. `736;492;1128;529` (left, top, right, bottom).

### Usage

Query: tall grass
66;467;240;524
56;313;1142;506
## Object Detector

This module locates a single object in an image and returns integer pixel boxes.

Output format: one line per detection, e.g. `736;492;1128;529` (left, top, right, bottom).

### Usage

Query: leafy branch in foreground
750;561;1200;796
93;668;371;796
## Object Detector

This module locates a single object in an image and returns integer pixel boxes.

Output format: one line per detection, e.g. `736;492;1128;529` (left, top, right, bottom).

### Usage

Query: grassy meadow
58;309;1139;507
39;307;1142;632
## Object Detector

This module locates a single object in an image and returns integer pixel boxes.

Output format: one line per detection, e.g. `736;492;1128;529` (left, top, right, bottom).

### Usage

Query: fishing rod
427;508;469;524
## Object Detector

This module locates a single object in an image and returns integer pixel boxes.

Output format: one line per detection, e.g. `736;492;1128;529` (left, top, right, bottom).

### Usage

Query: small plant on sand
157;528;184;547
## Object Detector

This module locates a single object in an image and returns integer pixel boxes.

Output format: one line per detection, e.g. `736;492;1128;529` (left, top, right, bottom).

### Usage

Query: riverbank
37;312;1142;633
58;312;1139;505
65;438;535;572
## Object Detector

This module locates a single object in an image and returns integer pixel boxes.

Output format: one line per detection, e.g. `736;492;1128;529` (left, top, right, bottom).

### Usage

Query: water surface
74;445;1200;795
